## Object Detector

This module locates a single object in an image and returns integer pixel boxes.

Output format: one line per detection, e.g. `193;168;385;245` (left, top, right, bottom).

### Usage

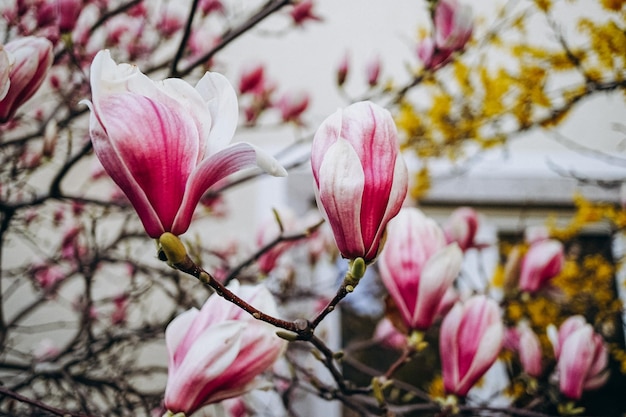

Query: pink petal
310;108;343;186
379;209;450;329
343;103;400;253
164;321;244;414
315;138;366;258
558;326;594;400
173;281;244;365
190;322;284;405
1;37;52;121
195;72;239;157
172;142;281;235
413;244;462;329
94;92;200;236
165;308;199;370
455;318;503;396
457;297;494;377
440;302;463;393
85;101;163;236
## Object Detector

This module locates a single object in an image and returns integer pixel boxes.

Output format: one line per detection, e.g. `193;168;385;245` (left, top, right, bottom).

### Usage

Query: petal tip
256;152;287;177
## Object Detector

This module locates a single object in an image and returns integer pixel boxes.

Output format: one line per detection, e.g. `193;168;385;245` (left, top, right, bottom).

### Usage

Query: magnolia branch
0;386;95;417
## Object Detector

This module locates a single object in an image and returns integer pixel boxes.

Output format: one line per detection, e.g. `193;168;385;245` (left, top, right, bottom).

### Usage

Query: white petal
196;72;239;156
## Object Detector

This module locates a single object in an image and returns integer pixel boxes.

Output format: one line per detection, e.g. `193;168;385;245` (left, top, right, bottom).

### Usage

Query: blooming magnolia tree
0;0;625;416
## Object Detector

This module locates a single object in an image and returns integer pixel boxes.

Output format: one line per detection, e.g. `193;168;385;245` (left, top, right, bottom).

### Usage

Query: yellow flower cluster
501;195;624;373
392;3;625;194
427;375;446;399
549;194;626;240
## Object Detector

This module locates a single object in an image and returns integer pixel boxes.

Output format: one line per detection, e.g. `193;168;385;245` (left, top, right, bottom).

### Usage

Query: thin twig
177;0;293;77
0;386;95;417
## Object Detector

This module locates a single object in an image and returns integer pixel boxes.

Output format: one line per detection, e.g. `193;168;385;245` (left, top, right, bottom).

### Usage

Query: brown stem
177;0;293;77
0;386;95;417
309;260;363;330
383;345;415;380
172;255;302;333
169;0;201;77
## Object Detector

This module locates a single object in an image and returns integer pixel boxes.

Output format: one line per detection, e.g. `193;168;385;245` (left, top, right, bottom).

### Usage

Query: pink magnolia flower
417;38;454;71
434;0;473;52
83;50;286;238
378;207;463;331
156;9;185;38
38;2;58;28
199;0;225;16
56;0;83;32
550;316;609;400
33;263;66;291
365;55;381;87
547;315;586;359
164;281;286;415
416;36;437;68
336;52;349;87
443;207;479;252
417;0;473;70
60;225;85;261
0;36;53;123
289;0;322;26
506;321;543;378
310;101;408;262
238;64;266;96
518;239;564;293
110;294;128;325
222;397;247;417
276;91;309;124
440;295;504;397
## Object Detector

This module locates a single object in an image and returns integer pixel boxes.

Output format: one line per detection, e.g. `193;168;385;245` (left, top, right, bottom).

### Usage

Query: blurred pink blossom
289;0;322;26
365;55;381;87
518;239;564;293
33;263;66;291
0;36;53;123
199;0;225;16
238;64;267;96
33;338;60;361
434;0;473;52
379;207;462;331
505;321;543;378
276;91;309;124
336;52;349;86
440;295;503;397
110;294;128;325
222;397;248;417
548;316;609;400
443;207;480;251
56;0;83;32
156;9;185;38
374;318;407;350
